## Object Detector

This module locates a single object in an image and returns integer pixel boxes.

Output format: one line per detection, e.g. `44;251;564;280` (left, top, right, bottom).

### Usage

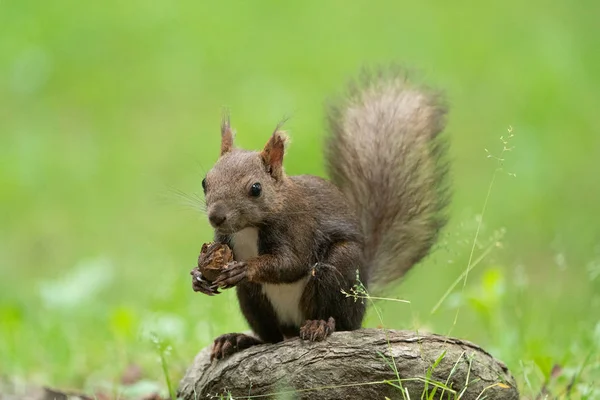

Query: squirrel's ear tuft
261;128;289;180
220;111;235;156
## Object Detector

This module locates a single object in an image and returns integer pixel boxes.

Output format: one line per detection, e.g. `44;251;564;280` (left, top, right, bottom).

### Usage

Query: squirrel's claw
299;317;336;342
210;333;263;361
191;270;221;295
212;261;248;288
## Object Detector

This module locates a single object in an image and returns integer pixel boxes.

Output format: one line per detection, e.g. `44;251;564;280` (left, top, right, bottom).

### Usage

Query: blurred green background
1;0;599;398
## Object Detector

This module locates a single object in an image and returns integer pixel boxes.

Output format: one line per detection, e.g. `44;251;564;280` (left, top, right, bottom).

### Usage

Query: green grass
1;0;599;398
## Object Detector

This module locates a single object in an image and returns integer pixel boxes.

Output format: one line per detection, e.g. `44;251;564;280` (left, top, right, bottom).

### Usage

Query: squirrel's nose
208;212;226;227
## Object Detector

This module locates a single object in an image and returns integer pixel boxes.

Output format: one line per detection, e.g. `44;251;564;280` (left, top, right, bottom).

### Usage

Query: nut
196;242;234;282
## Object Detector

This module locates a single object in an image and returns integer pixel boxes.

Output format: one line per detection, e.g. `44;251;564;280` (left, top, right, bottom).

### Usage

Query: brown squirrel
192;67;450;361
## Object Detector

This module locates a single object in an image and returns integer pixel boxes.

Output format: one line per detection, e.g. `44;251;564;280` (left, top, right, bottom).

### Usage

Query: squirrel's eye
202;178;207;193
249;182;262;197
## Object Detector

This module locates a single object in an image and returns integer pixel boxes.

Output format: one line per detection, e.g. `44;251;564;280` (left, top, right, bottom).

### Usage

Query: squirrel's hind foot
210;333;262;361
299;317;336;342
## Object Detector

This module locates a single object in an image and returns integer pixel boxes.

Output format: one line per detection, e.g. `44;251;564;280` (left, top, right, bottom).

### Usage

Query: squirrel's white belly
231;227;308;326
261;278;309;326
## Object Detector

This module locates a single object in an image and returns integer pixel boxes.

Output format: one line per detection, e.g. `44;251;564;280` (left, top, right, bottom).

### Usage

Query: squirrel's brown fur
193;67;450;361
325;67;450;292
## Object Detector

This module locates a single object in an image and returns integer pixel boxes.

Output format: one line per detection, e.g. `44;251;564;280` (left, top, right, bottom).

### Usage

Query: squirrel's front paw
211;261;248;289
299;317;336;341
190;270;221;296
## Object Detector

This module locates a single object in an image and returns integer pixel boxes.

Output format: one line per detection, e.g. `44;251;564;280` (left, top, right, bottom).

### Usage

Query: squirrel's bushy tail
325;67;450;293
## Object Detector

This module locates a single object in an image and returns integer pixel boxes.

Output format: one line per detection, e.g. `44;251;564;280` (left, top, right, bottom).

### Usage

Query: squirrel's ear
220;111;235;156
261;129;288;180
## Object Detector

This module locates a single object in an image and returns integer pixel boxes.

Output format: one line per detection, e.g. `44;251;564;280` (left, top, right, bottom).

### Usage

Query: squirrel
192;67;450;361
